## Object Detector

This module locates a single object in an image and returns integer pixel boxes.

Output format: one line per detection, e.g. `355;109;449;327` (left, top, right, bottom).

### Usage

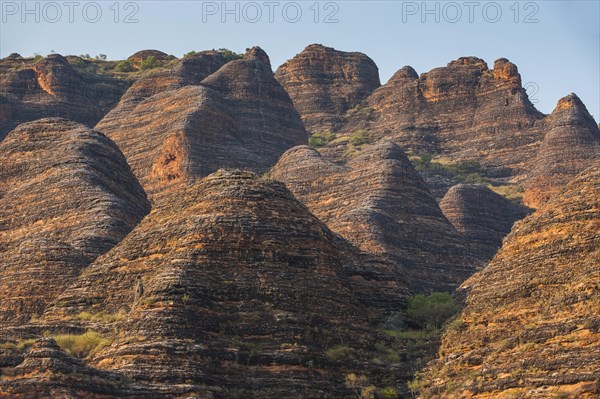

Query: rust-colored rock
127;49;176;68
281;49;598;208
0;54;131;139
419;162;600;398
440;184;532;264
106;50;225;115
0;118;149;325
275;44;380;133
97;47;306;198
270;142;474;293
201;47;307;164
329;55;545;180
524;93;600;208
40;170;387;398
0;338;156;398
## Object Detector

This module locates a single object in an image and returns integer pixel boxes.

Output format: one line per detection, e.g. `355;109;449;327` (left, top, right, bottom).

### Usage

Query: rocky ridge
524;93;600;208
275;44;380;133
0;54;131;140
36;170;403;398
0;118;150;326
270;141;474;293
278;46;600;207
419;162;600;398
96;47;306;198
439;184;532;264
0;338;155;398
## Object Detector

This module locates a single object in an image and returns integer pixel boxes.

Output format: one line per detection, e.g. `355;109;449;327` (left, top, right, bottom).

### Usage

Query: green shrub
115;60;135;72
407;292;458;331
411;154;489;184
308;130;336;147
74;309;126;323
217;48;243;62
53;330;112;358
139;55;159;70
445;316;466;331
68;57;85;67
455;160;481;175
374;341;401;363
488;184;524;201
183;50;197;58
325;345;356;362
348;130;372;146
0;338;36;350
463;172;487;184
407;376;422;396
347;105;376;120
416;152;433;167
379;387;399;399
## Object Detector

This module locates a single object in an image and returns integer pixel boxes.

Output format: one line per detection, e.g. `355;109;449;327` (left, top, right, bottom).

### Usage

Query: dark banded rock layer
419;162;600;398
440;184;532;264
40;170;396;398
0;338;159;398
96;47;306;198
270;142;474;293
275;44;380;134
278;47;598;206
327;57;546;182
524;93;600;208
0;118;150;326
0;54;131;140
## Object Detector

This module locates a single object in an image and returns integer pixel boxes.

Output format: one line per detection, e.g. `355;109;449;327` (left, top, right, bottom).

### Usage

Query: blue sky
1;0;599;120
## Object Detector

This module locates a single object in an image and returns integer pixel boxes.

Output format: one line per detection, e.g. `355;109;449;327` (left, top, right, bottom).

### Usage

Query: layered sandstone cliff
0;118;149;326
440;184;531;263
270;142;474;293
278;46;599;207
524;93;600;208
275;44;380;133
96;47;306;198
37;170;400;398
0;54;131;139
419;162;600;398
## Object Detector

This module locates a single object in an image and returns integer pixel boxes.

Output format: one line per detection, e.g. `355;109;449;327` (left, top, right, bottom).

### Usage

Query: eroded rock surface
524;93;600;208
275;44;380;133
96;47;306;198
270;142;474;293
279;48;599;206
0;118;149;325
40;170;398;398
318;56;546;182
0;54;131;139
420;162;600;398
0;338;156;398
127;49;176;68
440;184;531;264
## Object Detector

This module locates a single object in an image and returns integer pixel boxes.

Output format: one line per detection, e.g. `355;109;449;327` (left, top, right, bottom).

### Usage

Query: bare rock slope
270;141;474;293
278;46;600;206
440;184;532;263
0;54;131;140
0;118;150;326
419;162;600;398
96;47;307;198
37;170;403;398
275;44;380;133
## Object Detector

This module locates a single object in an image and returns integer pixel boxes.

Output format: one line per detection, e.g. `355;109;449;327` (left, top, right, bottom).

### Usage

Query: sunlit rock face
420;162;600;398
0;118;149;326
96;46;306;198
